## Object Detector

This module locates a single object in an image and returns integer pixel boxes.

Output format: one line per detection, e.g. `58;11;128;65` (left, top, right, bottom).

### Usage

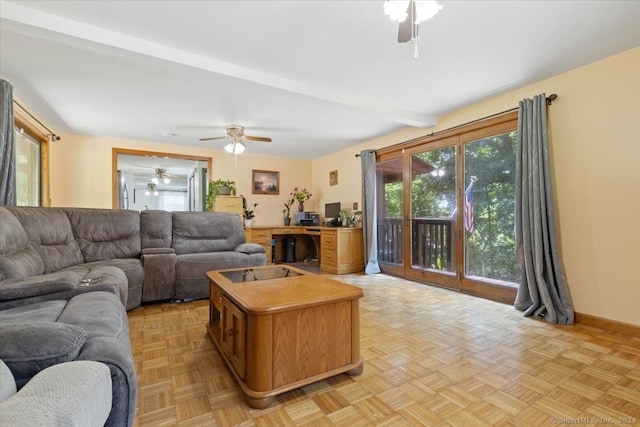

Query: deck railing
377;217;455;271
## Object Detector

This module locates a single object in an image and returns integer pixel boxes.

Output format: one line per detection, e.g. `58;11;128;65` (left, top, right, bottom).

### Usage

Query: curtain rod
355;93;558;157
13;100;61;141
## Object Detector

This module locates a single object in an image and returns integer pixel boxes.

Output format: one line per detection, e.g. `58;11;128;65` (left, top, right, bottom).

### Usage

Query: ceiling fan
384;0;443;57
150;168;181;185
199;125;271;154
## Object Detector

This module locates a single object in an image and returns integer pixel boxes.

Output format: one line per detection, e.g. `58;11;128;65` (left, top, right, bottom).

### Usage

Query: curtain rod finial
547;94;558;105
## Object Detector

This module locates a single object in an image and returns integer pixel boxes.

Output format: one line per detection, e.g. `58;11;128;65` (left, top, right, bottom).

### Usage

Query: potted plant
242;195;258;226
349;210;362;227
338;209;348;226
205;179;237;211
282;196;295;226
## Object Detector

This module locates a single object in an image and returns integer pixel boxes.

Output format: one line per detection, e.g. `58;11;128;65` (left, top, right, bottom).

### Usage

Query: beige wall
49;134;312;225
313;48;640;326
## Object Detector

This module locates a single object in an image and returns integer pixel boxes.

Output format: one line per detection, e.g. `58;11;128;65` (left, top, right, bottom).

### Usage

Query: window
13;106;50;207
14;128;41;206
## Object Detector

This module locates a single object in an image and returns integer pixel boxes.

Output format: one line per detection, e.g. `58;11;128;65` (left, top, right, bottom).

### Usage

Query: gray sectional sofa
0;206;266;426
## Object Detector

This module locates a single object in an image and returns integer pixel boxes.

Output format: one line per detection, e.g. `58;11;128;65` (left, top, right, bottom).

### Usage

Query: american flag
464;180;474;233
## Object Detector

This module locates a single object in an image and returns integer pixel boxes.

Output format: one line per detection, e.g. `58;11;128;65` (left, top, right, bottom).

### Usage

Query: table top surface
207;265;363;313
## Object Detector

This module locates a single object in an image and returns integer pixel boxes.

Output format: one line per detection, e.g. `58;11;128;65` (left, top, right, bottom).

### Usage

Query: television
324;202;341;222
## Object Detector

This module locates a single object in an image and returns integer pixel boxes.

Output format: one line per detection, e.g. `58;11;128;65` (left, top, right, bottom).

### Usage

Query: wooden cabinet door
221;296;246;378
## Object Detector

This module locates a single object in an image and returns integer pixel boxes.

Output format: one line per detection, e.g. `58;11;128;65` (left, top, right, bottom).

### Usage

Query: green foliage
464;132;517;282
205;179;237;211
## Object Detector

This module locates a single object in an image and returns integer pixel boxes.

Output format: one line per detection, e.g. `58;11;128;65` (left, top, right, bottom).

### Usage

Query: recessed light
162;132;176;137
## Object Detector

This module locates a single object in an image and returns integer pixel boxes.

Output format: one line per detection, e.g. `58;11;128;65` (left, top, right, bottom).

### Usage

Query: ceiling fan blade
199;136;227;142
244;135;272;142
398;0;415;43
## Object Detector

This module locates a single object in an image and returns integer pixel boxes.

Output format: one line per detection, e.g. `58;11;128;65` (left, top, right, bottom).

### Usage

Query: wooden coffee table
206;265;364;408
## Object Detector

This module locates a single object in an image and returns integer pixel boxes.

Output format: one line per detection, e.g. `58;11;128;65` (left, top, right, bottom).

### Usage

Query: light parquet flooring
128;273;640;426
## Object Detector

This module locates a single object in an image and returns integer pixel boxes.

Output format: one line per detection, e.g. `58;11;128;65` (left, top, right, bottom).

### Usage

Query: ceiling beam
1;2;437;128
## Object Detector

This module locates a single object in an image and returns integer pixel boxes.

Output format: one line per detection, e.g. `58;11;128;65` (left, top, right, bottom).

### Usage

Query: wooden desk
244;225;364;274
207;265;364;408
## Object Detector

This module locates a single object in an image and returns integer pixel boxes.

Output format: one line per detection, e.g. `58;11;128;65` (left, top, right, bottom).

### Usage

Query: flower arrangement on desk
291;187;312;212
241;195;258;220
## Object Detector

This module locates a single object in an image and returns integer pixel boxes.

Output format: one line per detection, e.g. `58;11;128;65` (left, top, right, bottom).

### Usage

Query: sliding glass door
376;157;404;276
406;137;459;289
376;114;519;303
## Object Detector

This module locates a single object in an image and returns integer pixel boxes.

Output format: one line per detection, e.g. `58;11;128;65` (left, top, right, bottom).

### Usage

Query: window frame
14;109;51;207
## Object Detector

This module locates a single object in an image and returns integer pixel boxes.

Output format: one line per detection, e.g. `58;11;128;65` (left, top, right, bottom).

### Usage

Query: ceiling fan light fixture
414;0;442;24
384;0;442;58
151;176;159;185
383;0;410;22
224;139;246;154
384;0;442;24
163;177;171;184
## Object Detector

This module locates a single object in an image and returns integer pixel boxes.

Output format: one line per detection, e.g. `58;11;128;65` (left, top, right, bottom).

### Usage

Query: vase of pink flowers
291;187;312;212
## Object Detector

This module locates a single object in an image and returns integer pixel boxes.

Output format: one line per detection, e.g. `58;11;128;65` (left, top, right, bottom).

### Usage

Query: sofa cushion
0;360;17;402
175;251;265;299
57;292;125;339
63;208;141;262
172;212;245;255
0;360;112;427
5;207;83;273
0;207;44;281
140;210;173;249
0;322;86;383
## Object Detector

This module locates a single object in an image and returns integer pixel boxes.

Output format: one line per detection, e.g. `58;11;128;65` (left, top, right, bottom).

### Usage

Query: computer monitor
325;202;341;220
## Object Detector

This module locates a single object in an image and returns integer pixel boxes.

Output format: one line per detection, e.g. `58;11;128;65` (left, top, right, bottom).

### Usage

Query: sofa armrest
234;243;265;255
0;275;76;302
0;269;123;310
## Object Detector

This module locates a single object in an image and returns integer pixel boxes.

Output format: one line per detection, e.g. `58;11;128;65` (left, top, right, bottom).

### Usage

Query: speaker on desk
284;237;296;263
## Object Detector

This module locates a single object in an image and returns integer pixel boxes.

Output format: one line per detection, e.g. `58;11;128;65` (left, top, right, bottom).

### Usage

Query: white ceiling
2;1;639;160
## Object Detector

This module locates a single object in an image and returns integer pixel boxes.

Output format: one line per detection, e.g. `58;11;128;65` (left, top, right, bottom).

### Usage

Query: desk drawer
321;234;336;250
252;237;271;246
321;248;337;267
272;228;296;235
249;230;272;239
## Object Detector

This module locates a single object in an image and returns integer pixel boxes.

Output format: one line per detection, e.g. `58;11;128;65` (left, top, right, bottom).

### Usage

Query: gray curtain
361;149;381;274
0;79;16;206
514;93;574;324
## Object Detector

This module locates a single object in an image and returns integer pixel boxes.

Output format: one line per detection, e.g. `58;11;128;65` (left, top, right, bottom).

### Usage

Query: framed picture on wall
252;169;280;195
330;170;338;186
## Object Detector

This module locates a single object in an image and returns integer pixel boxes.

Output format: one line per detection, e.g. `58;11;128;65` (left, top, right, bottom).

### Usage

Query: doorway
112;148;212;211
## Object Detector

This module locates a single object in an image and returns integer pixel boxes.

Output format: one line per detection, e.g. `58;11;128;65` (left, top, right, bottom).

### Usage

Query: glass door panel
376;158;404;275
463;131;518;286
408;141;458;288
